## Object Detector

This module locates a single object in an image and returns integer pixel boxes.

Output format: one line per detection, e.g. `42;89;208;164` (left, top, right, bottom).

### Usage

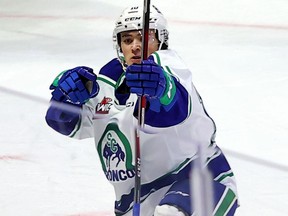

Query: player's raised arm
45;66;99;135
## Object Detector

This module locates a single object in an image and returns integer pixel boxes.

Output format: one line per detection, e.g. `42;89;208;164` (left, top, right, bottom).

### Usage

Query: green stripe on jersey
214;188;237;216
153;52;162;65
151;53;177;106
160;71;176;106
164;65;173;75
214;171;234;183
115;72;126;89
97;74;116;88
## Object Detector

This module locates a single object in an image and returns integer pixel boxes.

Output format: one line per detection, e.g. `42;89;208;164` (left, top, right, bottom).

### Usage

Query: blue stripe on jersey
207;147;234;182
100;57;190;126
99;58;124;82
99;58;130;105
158;178;238;215
114;158;193;215
142;80;190;127
114;148;234;215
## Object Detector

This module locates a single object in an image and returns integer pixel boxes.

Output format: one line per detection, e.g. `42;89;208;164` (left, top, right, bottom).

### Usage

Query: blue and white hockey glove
126;60;176;112
50;66;99;105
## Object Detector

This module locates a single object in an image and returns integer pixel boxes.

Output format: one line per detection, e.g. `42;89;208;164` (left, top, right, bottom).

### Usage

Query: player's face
120;30;159;65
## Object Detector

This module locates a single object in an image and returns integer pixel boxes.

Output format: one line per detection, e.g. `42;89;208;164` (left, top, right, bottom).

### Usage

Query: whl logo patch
97;123;134;182
96;97;112;114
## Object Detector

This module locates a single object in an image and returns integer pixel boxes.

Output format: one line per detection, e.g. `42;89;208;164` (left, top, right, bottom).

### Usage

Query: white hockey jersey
68;50;237;216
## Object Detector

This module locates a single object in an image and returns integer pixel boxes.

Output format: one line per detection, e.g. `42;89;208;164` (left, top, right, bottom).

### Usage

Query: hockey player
45;5;239;216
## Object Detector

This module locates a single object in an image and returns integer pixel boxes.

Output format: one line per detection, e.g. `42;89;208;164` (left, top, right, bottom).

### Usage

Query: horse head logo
103;132;125;169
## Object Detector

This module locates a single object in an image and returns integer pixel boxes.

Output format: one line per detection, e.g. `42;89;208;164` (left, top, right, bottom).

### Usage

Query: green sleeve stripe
152;52;179;106
152;52;192;118
152;52;162;65
164;65;173;75
214;188;237;216
97;74;116;88
160;71;176;105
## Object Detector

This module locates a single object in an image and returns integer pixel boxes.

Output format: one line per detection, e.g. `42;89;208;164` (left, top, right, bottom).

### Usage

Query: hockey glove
126;60;176;112
50;66;99;105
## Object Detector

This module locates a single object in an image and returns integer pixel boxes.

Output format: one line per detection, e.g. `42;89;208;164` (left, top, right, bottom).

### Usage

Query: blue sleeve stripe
143;81;190;127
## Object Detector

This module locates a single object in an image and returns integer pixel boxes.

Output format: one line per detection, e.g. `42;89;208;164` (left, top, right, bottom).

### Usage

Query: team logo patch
97;123;135;182
96;97;112;114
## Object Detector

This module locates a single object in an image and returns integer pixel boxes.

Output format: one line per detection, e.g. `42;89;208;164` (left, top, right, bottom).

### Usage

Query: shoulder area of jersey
151;50;188;70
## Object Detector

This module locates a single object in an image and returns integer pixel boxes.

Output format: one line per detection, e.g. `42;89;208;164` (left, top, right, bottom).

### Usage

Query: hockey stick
133;0;151;215
191;144;214;215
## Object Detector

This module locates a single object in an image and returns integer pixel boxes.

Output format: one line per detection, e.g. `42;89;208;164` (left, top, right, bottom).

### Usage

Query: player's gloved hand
126;60;176;112
126;60;166;98
49;66;99;105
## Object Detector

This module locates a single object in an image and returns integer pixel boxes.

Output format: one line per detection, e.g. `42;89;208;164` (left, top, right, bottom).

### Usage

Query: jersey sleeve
134;51;192;128
45;58;125;139
69;58;125;139
45;100;81;136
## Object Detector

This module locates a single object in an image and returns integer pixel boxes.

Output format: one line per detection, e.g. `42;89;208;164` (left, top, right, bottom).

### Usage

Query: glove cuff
50;70;67;90
89;80;100;98
148;71;177;112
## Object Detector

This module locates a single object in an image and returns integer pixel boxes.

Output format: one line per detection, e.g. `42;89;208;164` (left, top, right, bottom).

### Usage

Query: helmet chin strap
115;47;128;70
158;40;164;50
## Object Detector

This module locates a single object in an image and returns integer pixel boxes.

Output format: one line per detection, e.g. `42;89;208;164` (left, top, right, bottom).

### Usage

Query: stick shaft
133;1;151;215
